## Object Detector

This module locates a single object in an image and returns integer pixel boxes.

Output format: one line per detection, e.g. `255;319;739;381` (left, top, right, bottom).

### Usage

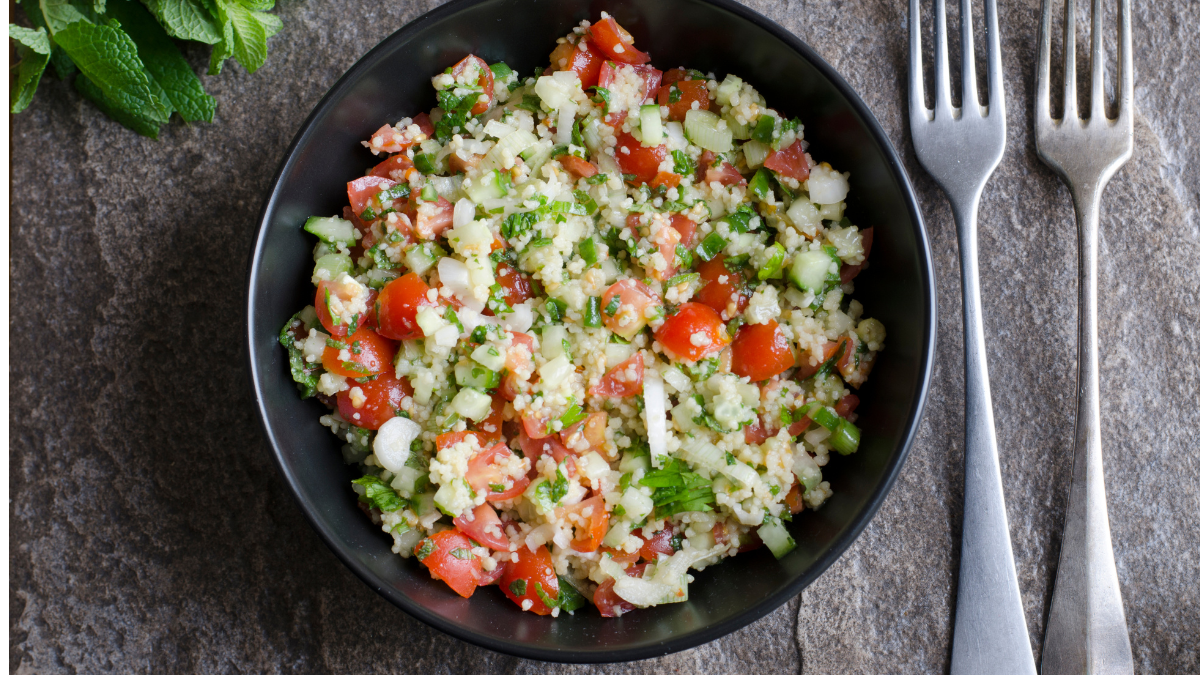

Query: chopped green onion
748;168;771;201
830;418;861;455
696;233;727;262
751;114;776;143
579;237;599;266
665;272;699;287
757;242;787;281
583;296;603;327
545;297;567;323
414;153;438;174
572;189;599;215
585;173;608;185
420;184;437;202
807;404;840;431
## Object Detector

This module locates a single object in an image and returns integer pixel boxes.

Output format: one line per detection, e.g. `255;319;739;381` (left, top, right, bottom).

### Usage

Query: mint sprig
10;0;282;137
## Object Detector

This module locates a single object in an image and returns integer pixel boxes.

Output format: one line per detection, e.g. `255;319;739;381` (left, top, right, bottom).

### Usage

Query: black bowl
248;0;935;662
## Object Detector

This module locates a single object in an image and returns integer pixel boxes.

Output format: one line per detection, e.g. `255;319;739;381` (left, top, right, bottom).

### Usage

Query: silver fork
908;1;1037;673
1035;0;1135;672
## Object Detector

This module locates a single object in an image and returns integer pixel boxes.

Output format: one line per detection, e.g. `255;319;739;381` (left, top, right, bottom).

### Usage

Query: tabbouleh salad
279;13;885;617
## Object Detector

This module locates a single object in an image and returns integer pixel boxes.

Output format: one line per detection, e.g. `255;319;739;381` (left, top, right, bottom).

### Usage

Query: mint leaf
19;0;77;78
55;18;170;125
9;25;52;113
554;576;587;612
208;0;278;74
106;0;215;122
141;0;221;44
94;0;106;12
351;475;406;513
38;0;98;34
75;73;161;137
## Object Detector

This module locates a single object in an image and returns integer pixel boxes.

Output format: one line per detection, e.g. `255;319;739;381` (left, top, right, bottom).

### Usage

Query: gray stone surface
9;0;1198;672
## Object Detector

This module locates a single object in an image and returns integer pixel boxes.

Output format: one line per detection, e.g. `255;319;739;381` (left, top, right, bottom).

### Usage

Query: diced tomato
451;55;494;115
359;289;379;330
588;16;650;65
785;482;805;514
588;352;644;398
731;320;796;382
601;279;660;339
763;140;811;181
435;430;482;453
499;544;559;615
368;120;429;154
414;195;455;239
561;412;608;455
738;528;764;553
347;176;396;219
603;110;628;129
563;496;609;552
835;393;860;418
649;171;681;191
415;529;482;598
654;302;729;362
467;442;531;502
593;564;645;617
477;560;509;587
788;416;813;436
549;38;605;90
453;503;509;550
369;153;415;181
599;546;641;565
615;131;668;186
657;78;711;121
315;280;360;338
375;272;437;340
336;370;413;430
321;326;396;378
559;154;598;178
645;217;682;282
517;429;574;465
839;227;874;283
412;112;434;138
660;67;690;88
743;415;774;445
694;254;749;317
669;213;699;248
498;371;530;401
706;162;746;187
473;395;505;445
446;152;483;174
499;332;536;401
494;262;532;307
637;523;678;562
597;61;661;104
520;411;552;440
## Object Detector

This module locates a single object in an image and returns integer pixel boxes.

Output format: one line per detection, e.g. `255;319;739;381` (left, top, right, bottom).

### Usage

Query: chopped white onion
452;197;475;228
498;301;534;333
373;416;420;472
437;257;484;312
643;370;668;468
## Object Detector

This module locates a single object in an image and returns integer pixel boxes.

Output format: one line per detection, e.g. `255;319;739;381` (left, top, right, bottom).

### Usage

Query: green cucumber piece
640;104;663;146
314;253;353;280
789;249;835;291
304;216;356;246
758;518;796;559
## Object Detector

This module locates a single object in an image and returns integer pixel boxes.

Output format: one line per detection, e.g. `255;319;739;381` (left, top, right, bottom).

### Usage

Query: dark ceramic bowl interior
248;0;935;662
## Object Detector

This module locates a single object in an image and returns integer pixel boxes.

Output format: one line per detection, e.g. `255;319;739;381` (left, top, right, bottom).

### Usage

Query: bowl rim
247;0;936;663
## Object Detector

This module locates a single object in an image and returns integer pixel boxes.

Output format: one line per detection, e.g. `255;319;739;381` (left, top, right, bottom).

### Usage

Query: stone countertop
9;0;1199;672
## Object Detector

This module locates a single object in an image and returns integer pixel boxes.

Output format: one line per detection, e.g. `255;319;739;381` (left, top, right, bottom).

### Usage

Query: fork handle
949;194;1037;675
1040;185;1134;675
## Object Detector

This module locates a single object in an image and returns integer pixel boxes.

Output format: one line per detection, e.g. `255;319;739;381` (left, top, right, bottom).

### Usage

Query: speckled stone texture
9;0;1199;672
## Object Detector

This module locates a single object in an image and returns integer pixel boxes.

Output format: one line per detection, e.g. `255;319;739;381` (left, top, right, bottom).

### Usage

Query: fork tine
985;0;1004;118
934;0;955;115
1089;0;1105;121
1063;0;1078;119
1036;0;1053;123
909;0;928;119
960;0;980;115
1118;0;1132;121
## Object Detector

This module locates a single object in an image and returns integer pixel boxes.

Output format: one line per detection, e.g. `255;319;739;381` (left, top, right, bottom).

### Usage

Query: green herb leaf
9;25;51;114
39;0;100;34
207;0;280;75
671;149;696;176
584;173;608;185
555;576;588;612
415;538;435;560
141;0;220;43
352;475;407;512
449;547;474;560
55;18;171;126
534;582;559;609
105;0;216;122
508;578;527;596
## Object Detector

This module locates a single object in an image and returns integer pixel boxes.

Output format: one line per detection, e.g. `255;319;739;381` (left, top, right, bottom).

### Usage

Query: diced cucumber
714;74;743;107
747;169;771;201
454;362;500;390
390;466;428;499
448;218;492;254
413;490;439;519
541;325;568;360
470;343;506;371
620;488;654;523
726;116;752;141
743;139;770;168
520;142;553;177
404;243;443;276
758;518;797;559
538;354;572;388
304;216;356;246
619;452;650;474
684;109;733;153
434;478;475;517
313;253;353;281
427;175;463;203
640;104;663;146
604;342;634;366
450;386;494;422
464;169;507;202
479;129;537;174
755;242;787;281
789;249;837;291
